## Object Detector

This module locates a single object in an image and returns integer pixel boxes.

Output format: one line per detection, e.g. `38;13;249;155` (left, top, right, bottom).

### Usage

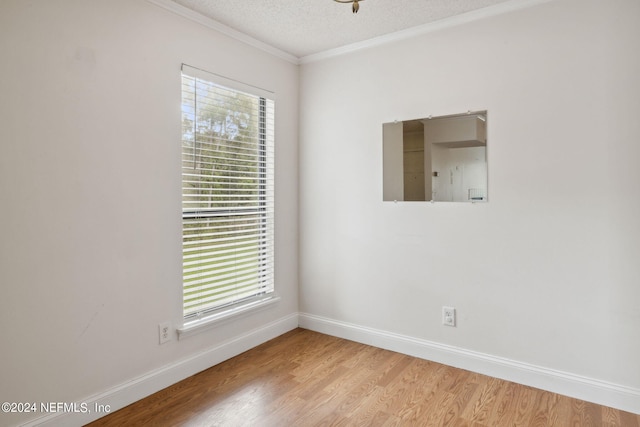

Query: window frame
178;64;277;336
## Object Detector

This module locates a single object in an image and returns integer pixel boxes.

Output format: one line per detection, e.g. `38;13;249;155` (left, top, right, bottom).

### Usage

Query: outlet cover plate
442;306;456;327
159;321;172;344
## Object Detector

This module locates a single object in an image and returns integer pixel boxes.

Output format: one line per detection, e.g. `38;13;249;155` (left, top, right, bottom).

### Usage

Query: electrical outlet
442;306;456;327
158;321;172;344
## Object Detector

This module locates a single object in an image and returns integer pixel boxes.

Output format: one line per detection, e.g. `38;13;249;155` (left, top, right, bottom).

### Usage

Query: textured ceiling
169;0;514;58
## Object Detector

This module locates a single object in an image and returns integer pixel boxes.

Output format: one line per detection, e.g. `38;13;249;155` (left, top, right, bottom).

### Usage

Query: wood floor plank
336;392;393;427
570;398;604;427
551;394;575;427
419;389;457;425
381;359;438;419
394;363;448;422
511;385;538;426
527;390;560;427
603;405;623;426
87;329;640;427
486;380;519;426
302;358;374;419
619;410;640;427
442;381;480;426
463;376;503;425
444;368;472;395
375;354;414;388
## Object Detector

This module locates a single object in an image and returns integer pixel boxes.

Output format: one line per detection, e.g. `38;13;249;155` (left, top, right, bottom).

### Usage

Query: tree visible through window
181;65;275;321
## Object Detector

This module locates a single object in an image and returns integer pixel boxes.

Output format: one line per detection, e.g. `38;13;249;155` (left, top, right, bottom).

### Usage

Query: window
181;65;275;323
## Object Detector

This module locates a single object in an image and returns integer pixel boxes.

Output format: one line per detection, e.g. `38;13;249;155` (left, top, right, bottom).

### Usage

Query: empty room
1;0;639;425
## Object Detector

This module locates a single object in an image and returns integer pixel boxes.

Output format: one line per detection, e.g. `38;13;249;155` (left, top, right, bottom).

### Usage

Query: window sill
177;294;281;340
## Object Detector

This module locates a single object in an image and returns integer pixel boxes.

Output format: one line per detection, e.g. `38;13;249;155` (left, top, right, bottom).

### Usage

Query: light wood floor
87;328;640;426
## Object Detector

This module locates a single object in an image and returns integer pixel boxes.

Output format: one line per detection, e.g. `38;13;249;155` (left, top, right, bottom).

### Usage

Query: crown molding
146;0;300;65
147;0;555;66
299;0;555;64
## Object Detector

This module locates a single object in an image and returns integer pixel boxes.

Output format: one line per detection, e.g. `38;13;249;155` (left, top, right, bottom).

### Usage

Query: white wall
0;1;298;425
299;0;640;409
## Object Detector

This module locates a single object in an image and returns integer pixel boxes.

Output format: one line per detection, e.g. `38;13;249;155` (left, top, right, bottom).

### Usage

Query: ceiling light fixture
334;0;364;14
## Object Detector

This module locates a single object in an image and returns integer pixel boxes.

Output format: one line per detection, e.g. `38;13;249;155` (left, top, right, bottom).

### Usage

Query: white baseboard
19;311;639;426
298;312;640;415
22;313;299;427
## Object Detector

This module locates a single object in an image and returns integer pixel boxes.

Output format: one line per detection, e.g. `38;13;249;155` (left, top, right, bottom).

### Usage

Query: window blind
181;65;275;321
